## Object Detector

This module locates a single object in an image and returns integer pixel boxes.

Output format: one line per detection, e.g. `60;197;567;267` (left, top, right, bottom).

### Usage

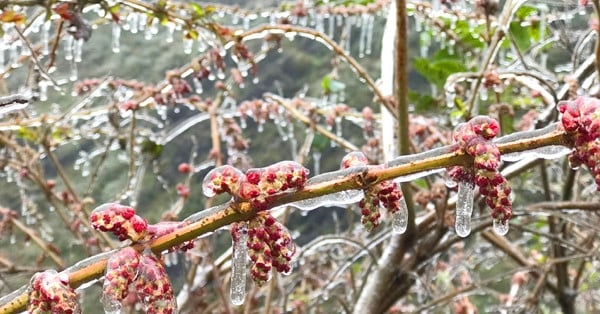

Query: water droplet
230;223;248;305
392;197;408;234
455;181;474;237
493;218;509;235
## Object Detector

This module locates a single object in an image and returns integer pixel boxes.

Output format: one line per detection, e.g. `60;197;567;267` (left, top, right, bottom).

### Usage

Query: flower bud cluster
558;97;600;189
341;151;404;232
102;247;176;313
90;203;148;242
203;161;309;211
135;255;177;314
232;213;296;286
241;161;309;211
28;270;80;314
448;116;512;222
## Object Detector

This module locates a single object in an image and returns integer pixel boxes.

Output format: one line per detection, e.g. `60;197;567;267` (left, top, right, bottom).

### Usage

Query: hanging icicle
230;222;248;305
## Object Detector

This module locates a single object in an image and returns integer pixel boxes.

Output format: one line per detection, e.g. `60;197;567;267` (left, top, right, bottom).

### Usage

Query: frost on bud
135;254;177;314
102;247;141;313
202;165;245;197
245;213;296;285
28;270;80;314
558;97;600;190
239;161;309;211
340;151;369;168
90;203;148;242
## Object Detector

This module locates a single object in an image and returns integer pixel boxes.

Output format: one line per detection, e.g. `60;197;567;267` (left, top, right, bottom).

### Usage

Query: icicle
365;15;374;55
232;14;239;25
358;15;367;58
74;38;83;63
392;197;408;234
183;38;193;54
455;181;474;237
9;44;19;68
112;23;121;53
344;17;352;54
493;218;509;235
230;223;248;306
128;13;138;34
42;21;50;55
243;16;250;30
193;78;203;94
313;151;321;175
39;81;48;101
315;12;324;33
419;32;430;57
197;37;207;52
414;14;423;32
328;15;335;39
64;35;73;61
0;45;5;66
69;59;78;81
166;23;175;43
479;88;488;101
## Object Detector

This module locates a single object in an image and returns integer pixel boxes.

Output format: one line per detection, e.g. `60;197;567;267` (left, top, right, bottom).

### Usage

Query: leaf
509;21;531;51
413;58;467;87
321;75;345;94
189;3;205;17
515;5;538;20
409;91;436;112
17;126;39;143
141;140;163;159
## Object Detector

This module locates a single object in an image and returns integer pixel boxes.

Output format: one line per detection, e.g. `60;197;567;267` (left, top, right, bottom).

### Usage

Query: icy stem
455;181;474;237
392;197;408;234
230;223;248;305
493;218;509;235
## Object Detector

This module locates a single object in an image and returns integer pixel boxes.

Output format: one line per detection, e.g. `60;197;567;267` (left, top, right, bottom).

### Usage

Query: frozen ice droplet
455;181;474;237
493;218;509;235
230;223;248;306
101;295;122;314
112;23;121;53
392;197;408;234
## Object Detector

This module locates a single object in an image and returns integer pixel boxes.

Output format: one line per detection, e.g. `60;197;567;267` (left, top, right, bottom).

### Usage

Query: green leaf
413;58;466;87
321;75;345;94
509;21;531;51
141;140;164;159
409;91;436;112
189;3;205;17
515;5;538;20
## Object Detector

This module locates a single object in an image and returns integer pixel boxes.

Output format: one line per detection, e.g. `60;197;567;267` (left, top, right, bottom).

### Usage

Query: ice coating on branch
502;145;571;162
392;197;408;234
289;189;363;211
230;222;248;305
455;181;474;237
28;270;80;314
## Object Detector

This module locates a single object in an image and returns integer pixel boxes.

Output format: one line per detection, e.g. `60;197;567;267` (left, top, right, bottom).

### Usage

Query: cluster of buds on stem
558;96;600;189
203;161;309;211
102;247;176;313
231;213;296;286
341;152;406;232
90;203;195;251
28;270;80;313
448;116;512;224
90;203;148;241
